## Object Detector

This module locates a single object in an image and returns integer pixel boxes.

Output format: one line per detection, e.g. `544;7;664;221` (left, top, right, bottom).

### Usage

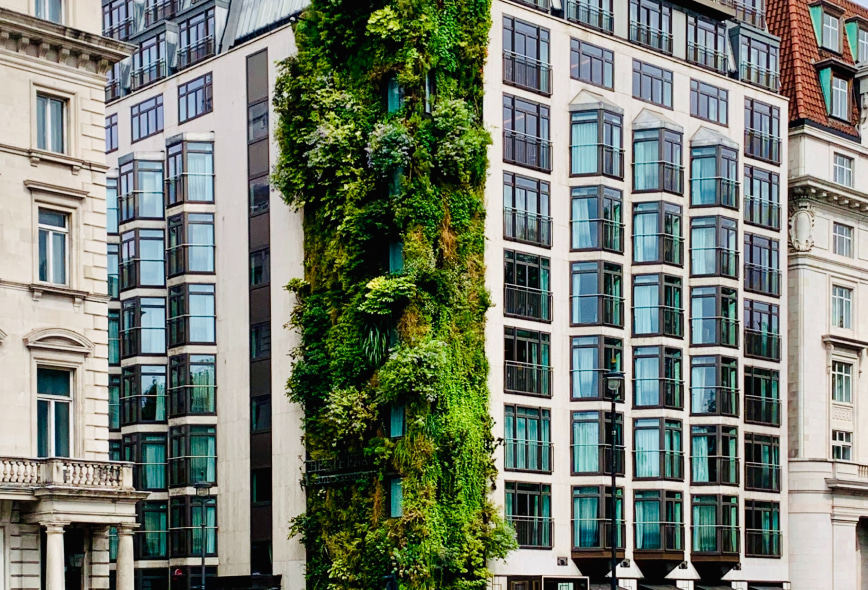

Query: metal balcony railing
746;529;781;557
504;130;552;172
504;361;552;397
106;79;122;103
745;128;781;164
630;23;673;54
504;284;552;321
745;394;780;426
744;263;781;296
687;42;727;73
633;450;683;480
740;62;780;92
143;0;176;27
571;444;625;476
503;51;552;95
103;17;133;40
691;386;739;416
744;329;781;361
572;518;626;551
744;196;781;230
505;439;552;473
179;36;215;69
507;515;553;548
504;208;552;248
691;455;739;486
634;522;684;552
692;524;740;555
130;60;166;91
566;0;614;32
745;462;781;491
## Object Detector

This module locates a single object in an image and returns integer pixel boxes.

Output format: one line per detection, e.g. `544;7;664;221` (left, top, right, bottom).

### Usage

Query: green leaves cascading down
273;0;516;588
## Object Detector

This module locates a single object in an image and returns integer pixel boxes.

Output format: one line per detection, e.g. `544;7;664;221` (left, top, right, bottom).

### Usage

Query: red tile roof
766;0;862;137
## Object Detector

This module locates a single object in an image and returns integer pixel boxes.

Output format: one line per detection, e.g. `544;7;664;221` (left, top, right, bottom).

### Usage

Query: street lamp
194;481;213;590
604;370;624;590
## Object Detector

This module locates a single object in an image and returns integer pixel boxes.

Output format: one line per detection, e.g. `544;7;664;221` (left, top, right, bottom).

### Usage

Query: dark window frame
633;128;683;194
503;173;552;248
503;16;552;96
571;410;625;476
570;261;624;327
169;424;217;487
169;495;217;557
120;228;165;291
167;212;215;276
121;364;167;425
632;59;674;108
632;201;683;267
744;233;781;297
121;297;166;358
744;366;780;426
504;250;552;322
503;94;552;172
744;165;780;229
166;141;215;206
744;299;781;361
571;485;625;551
570;37;614;89
687;13;727;72
106;113;118;153
168;354;216;417
632;273;683;337
690;145;739;209
570;109;624;179
130;94;164;143
690;79;728;125
690;424;739;486
629;0;672;53
633;345;683;409
168;283;216;347
570;185;623;253
251;322;271;360
745;500;781;558
691;494;739;555
505;481;553;549
690;355;739;416
504;405;552;473
633;417;683;481
690;216;739;279
119;159;164;222
690;286;739;348
744;433;781;492
745;98;781;164
122;432;167;491
504;327;552;398
570;335;623;401
178;73;213;123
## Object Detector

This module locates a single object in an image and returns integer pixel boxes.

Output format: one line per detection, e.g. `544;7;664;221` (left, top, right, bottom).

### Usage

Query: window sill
27;150;90;175
30;283;88;307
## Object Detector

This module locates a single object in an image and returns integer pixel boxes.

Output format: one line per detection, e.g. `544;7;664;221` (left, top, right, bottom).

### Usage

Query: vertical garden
273;0;515;588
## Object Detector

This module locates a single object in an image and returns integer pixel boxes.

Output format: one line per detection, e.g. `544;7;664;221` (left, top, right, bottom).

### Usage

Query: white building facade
484;0;789;588
0;3;141;590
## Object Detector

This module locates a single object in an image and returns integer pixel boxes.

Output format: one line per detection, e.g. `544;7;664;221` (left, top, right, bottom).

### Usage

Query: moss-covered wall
273;1;515;588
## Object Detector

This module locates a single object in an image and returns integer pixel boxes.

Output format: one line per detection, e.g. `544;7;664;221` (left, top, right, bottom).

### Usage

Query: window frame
570;109;624;179
832;360;853;403
744;366;780;426
166;141;215;206
121;364;167;425
122;432;167;491
744;299;781;361
833;222;854;257
570;261;624;327
503;16;552;96
505;481;553;549
823;11;841;52
106;113;118;153
571;410;625;476
250;248;271;287
37;209;69;286
120;228;165;290
569;38;614;90
168;283;216;347
632;273;683;338
632;201;683;267
690;80;728;125
691;495;739;555
690;424;739;486
633;417;683;481
634;490;684;552
687;14;727;72
690;145;739;209
833;153;854;187
570;336;622;401
690;355;739;416
632;128;683;194
504;327;552;398
744;500;781;558
633;346;683;409
832;429;853;460
503;173;552;248
36;93;66;154
744;433;780;492
251;322;271;360
130;95;164;143
629;0;672;53
169;496;217;558
632;59;674;108
744;233;781;297
744;165;780;229
167;213;215;276
831;75;850;120
504;250;552;322
178;73;214;123
119;159;164;222
504;405;552;473
121;297;167;358
690;216;739;279
169;424;217;487
744;98;781;164
136;501;168;559
503;94;552;172
570;186;623;253
168;354;216;417
36;367;73;458
571;485;625;551
832;284;853;329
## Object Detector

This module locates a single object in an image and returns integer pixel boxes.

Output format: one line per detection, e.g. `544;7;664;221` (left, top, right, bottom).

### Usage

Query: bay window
503;173;551;248
168;284;216;346
570;109;623;178
571;186;623;252
690;145;738;208
572;486;624;550
571;261;623;327
166;141;215;205
571;411;624;475
167;213;215;276
634;418;682;480
121;297;166;357
690;216;738;278
692;495;739;555
119;159;164;222
121;365;166;424
506;482;552;549
633;128;682;193
635;490;683;552
632;274;682;337
691;286;739;348
571;336;621;400
169;425;216;486
123;433;166;491
691;355;738;416
633;346;683;408
169;354;216;416
120;229;165;290
505;251;551;322
633;201;682;266
505;406;551;472
170;496;217;557
691;425;738;485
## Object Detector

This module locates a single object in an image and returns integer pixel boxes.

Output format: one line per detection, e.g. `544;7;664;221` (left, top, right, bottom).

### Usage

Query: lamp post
604;370;624;590
194;481;213;590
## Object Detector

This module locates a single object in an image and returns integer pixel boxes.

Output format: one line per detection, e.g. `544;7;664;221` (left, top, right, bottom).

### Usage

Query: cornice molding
0;8;133;76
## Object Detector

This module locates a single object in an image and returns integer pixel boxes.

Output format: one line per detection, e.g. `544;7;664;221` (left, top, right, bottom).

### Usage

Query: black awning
696;586;735;590
639;585;680;590
589;584;629;590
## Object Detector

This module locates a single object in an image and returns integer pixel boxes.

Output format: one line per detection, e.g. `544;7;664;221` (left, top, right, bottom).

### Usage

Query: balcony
630;23;673;54
730;0;766;28
745;395;780;426
504;439;552;472
507;515;553;548
745;462;780;491
740;62;780;92
744;196;781;230
106;79;122;103
504;208;552;248
143;0;176;27
634;162;684;195
745;128;781;164
130;60;166;91
633;450;683;480
503;51;552;96
746;529;781;557
504;284;552;322
179;36;216;69
634;522;684;553
572;519;626;552
691;456;739;486
571;444;625;476
509;0;550;10
504;130;552;172
103;18;133;41
304;454;376;487
744;329;781;361
745;264;781;296
570;144;625;179
505;361;552;397
691;316;739;348
691;386;739;416
0;457;134;494
692;525;740;556
566;0;613;32
687;42;727;73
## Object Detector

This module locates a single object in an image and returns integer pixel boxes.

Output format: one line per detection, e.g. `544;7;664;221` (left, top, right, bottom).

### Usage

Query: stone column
832;514;859;590
116;525;136;590
42;523;66;590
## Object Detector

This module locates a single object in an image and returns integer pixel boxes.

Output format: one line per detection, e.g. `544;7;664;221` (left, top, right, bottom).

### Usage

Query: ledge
24;180;89;200
790;175;868;212
822;334;868;351
29;283;89;307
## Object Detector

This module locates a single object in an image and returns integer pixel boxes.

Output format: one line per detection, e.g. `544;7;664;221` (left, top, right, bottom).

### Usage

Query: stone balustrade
0;457;134;491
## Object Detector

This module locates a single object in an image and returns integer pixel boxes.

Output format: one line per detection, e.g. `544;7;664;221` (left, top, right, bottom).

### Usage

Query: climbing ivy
273;0;515;588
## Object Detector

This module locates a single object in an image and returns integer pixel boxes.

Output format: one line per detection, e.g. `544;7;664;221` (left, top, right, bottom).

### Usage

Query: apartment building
0;2;140;590
100;1;306;589
484;0;788;588
766;0;868;588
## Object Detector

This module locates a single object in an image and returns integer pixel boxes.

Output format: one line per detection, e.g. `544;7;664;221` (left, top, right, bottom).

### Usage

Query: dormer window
831;76;849;119
823;12;840;51
859;28;868;62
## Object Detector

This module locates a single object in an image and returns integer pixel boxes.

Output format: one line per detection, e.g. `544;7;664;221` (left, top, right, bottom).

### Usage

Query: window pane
37;95;47;150
51;231;66;284
37;368;70;396
37;400;50;458
49;98;64;152
54;401;70;457
39;229;49;282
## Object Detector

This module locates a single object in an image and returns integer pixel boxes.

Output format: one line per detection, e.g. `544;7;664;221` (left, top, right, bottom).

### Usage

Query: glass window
109;310;120;366
633;128;682;193
739;35;780;91
251;396;271;433
168;284;216;346
121;365;166;424
633;201;682;266
834;153;854;186
570;38;613;89
504;327;551;397
744;300;781;361
632;274;682;337
109;374;120;431
632;60;673;108
35;0;62;23
131;95;164;142
690;80;728;125
107;243;119;299
106;177;119;236
169;425;216;486
503;17;551;95
249;175;270;215
635;490;683;552
633;346;682;408
167;213;215;276
169;355;216;416
745;433;780;491
178;8;216;68
745;98;781;164
691;425;738;485
744;233;780;296
859;27;868;62
251;323;271;360
106;114;118;153
833;360;853;403
103;0;132;38
745;501;781;557
250;248;271;287
744;165;780;229
506;482;552;548
566;0;613;32
833;222;854;256
36;367;71;458
634;418;682;480
832;430;852;460
571;336;621;400
629;0;672;53
504;250;551;322
823;12;840;51
251;469;272;504
121;229;165;290
38;209;67;285
121;297;166;357
832;76;850;119
687;15;727;72
690;146;738;208
131;33;166;90
179;73;213;123
691;356;738;416
570;186;622;252
170;496;217;557
167;142;215;205
123;433;166;491
137;501;167;559
570;110;623;178
832;285;853;329
690;217;738;278
119;160;164;221
248;101;269;143
744;367;780;426
503;173;551;248
36;94;65;153
504;406;551;472
571;411;624;475
503;95;551;171
692;495;739;554
570;261;623;327
389;478;403;518
572;486;624;550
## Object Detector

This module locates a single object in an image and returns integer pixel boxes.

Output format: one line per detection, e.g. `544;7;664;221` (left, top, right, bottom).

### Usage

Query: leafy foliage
273;0;515;588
